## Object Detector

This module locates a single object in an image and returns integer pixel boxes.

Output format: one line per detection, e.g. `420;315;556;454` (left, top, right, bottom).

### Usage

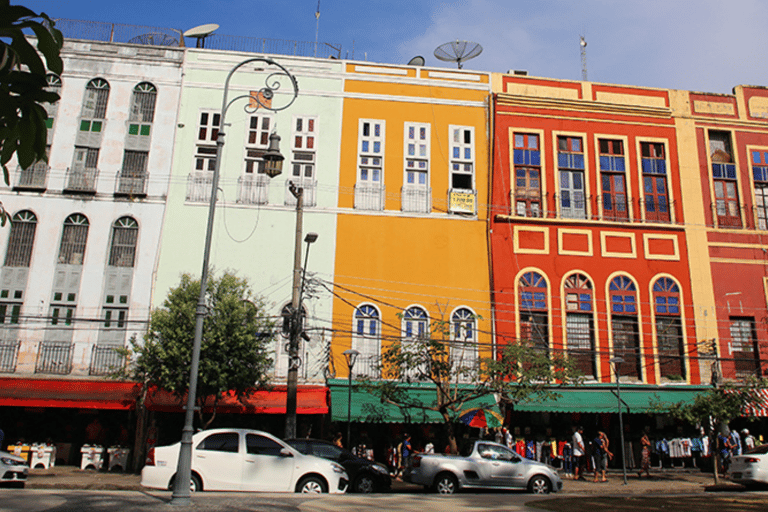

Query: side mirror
279;448;294;458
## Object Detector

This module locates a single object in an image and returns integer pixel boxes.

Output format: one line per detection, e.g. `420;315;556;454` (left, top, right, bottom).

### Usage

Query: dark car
285;438;391;493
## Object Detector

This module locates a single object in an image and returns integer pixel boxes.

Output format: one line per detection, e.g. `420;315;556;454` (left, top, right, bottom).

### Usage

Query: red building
490;74;702;388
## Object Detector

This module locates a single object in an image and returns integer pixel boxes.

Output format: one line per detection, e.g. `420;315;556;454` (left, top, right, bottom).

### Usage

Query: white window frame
352;304;381;379
355;119;386;210
290;115;317;180
449;125;475;191
403;122;430;188
194;110;220;172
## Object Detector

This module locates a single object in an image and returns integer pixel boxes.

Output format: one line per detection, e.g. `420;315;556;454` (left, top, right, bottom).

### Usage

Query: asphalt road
0;489;555;512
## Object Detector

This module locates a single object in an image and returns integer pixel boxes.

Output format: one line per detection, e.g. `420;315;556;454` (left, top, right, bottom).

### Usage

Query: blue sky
23;0;768;94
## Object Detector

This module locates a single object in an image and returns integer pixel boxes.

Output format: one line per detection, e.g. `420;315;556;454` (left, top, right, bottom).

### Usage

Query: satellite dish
434;40;482;69
183;23;219;48
128;33;179;47
407;55;425;66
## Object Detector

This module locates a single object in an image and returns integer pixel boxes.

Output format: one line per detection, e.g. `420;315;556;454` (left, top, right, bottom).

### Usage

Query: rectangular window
195;111;220;172
599;139;628;221
404;123;430;186
243;114;271;175
730;317;759;378
520;312;549;355
73;147;99;170
640;142;670;223
291;117;316;179
612;316;640;379
355;119;385;210
513;133;542;217
709;131;741;227
402;122;431;213
0;288;23;324
566;313;594;377
657;317;684;379
558;136;586;219
752;150;768;230
450;126;474;190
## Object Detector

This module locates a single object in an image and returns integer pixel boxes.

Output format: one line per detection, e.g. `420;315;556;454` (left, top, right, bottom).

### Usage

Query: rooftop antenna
579;35;588;81
434;40;482;69
314;0;320;58
183;23;219;49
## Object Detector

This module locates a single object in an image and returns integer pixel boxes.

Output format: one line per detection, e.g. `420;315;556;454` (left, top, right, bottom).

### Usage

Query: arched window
44;73;62;123
58;214;89;265
4;211;38;267
403;306;428;339
82;78;110;119
353;304;380;378
653;277;684;380
609;275;640;379
519;272;548;353
564;273;594;377
130;82;157;124
451;307;477;380
108;217;138;267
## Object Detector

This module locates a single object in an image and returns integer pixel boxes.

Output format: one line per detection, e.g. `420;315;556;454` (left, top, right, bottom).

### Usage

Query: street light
610;356;628;485
284;230;319;439
343;349;360;449
171;57;298;506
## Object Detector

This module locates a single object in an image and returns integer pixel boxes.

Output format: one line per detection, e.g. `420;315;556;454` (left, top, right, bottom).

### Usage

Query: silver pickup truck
403;440;562;494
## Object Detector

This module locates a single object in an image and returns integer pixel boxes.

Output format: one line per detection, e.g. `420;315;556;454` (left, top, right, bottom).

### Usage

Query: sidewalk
24;466;746;494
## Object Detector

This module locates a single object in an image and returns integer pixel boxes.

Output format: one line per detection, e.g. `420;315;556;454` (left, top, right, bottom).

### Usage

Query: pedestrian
729;428;742;456
593;431;612;482
717;430;733;475
333;432;343;449
638;431;651;478
503;427;513;450
742;429;756;451
572;426;586;480
402;433;413;465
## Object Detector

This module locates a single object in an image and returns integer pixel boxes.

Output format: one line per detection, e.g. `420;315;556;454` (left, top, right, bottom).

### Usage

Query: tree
358;309;580;453
660;377;768;484
0;0;63;201
121;272;275;430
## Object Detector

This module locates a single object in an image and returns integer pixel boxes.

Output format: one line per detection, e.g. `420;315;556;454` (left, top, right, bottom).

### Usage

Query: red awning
0;378;329;415
0;377;141;410
743;389;768;417
145;386;329;415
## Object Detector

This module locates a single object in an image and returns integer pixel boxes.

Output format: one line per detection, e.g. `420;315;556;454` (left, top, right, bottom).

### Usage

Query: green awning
328;379;497;423
514;385;710;414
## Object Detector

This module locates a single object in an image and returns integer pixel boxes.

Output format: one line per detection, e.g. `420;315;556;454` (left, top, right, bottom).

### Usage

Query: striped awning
743;389;768;417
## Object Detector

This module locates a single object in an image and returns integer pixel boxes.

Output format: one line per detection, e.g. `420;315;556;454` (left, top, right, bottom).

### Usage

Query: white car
730;443;768;488
0;450;28;488
141;428;348;493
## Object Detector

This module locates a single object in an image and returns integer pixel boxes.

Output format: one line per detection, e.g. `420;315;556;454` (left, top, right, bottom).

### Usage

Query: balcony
284;179;317;207
401;184;431;213
114;170;148;197
0;341;19;373
186;171;213;202
63;166;98;194
89;344;126;376
35;341;73;375
237;174;269;205
354;183;385;211
14;162;49;191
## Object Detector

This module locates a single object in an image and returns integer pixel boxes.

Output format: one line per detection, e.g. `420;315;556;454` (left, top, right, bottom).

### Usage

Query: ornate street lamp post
343;349;360;449
610;356;628;485
171;57;298;506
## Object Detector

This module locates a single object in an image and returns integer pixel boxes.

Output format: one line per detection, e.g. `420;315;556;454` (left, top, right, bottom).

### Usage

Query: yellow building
328;62;493;424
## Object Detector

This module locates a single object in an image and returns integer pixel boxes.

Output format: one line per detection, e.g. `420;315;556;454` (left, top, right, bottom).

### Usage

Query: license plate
731;472;742;479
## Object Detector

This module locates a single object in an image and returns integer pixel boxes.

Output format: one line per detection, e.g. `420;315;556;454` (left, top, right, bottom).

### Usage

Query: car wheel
169;473;202;493
528;475;552;494
297;475;328;494
434;473;458;494
190;474;202;493
353;474;376;493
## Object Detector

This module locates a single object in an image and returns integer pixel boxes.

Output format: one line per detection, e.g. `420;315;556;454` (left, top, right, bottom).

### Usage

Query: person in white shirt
742;429;756;451
572;426;586;480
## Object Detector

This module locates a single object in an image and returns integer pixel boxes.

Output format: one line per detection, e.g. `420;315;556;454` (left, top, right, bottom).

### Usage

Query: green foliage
121;272;275;427
359;314;580;426
0;0;63;220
